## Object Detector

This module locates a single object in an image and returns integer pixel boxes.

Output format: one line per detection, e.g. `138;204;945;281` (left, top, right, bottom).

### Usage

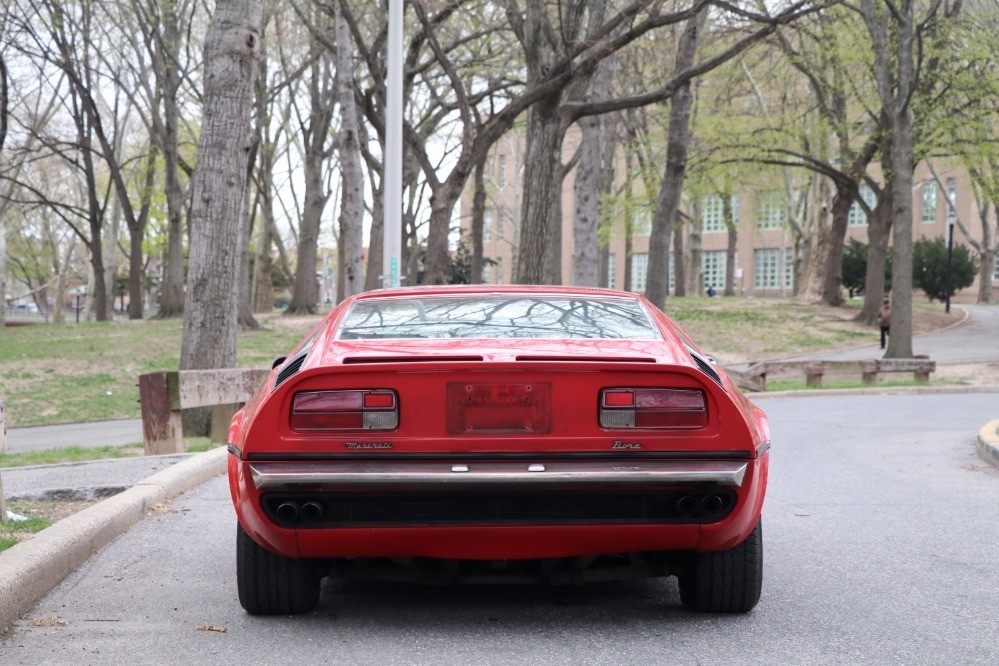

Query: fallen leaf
33;616;69;627
197;625;227;633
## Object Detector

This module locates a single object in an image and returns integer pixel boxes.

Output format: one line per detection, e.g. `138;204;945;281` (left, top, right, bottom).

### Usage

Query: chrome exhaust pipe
300;501;323;524
276;501;300;524
700;495;724;518
676;495;699;519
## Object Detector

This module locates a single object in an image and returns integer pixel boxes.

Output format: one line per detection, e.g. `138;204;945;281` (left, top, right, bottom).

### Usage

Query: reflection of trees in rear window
339;297;660;340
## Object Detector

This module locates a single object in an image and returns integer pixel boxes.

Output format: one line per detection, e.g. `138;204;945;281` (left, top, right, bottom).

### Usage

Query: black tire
679;519;763;613
237;522;322;615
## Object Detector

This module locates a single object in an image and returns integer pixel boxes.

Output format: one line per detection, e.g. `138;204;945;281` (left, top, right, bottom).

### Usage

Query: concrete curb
748;385;999;399
977;419;999;469
0;446;226;630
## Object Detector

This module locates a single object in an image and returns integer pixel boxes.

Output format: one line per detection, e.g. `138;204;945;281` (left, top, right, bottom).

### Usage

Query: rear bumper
248;459;749;490
229;453;768;560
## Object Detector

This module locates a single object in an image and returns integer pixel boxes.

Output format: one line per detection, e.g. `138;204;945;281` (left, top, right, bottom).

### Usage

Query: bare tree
0;49;8;327
333;0;364;301
860;0;918;358
645;7;707;308
287;4;335;314
181;0;263;371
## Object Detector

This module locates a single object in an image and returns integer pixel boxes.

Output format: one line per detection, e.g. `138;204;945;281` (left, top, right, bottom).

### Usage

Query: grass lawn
0;313;319;427
0;299;962;428
0;510;55;553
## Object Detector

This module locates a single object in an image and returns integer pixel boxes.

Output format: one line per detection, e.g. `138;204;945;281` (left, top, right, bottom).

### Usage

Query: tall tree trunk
0;52;7;329
572;117;602;286
252;23;275;314
181;0;262;373
154;0;186;318
471;160;486;284
673;222;686;297
820;188;855;306
644;8;705;309
515;96;564;284
334;2;363;301
978;201;995;303
800;174;835;303
724;195;737;297
289;30;333;313
238;162;260;330
364;179;384;291
858;189;893;324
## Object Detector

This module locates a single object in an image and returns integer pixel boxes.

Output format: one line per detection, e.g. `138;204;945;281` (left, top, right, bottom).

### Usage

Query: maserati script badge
345;442;393;450
611;440;642;450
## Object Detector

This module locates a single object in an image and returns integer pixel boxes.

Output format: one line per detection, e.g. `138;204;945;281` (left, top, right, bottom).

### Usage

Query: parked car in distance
227;285;770;615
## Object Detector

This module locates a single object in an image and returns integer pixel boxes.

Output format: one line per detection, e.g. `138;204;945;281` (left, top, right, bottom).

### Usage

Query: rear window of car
338;296;661;340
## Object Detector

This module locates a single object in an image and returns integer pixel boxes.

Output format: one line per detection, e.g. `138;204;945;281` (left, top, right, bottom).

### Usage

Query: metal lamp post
945;216;955;314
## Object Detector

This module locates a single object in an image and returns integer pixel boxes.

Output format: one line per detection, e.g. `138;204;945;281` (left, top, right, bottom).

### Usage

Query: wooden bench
138;369;269;455
729;358;935;392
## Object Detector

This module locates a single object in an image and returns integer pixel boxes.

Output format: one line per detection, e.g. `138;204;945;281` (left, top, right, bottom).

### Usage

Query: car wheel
679;519;762;613
237;522;321;615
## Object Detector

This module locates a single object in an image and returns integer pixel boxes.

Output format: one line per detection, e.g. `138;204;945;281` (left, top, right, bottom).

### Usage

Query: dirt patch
933;362;999;386
9;498;98;522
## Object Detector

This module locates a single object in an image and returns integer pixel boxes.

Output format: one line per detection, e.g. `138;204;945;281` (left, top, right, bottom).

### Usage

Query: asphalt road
789;303;999;364
2;393;997;665
4;419;143;454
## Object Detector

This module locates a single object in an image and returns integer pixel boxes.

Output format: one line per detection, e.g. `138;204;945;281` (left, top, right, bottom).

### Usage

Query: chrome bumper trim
249;460;749;491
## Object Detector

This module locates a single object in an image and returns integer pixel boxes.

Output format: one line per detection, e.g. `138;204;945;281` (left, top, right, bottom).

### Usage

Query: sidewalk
3;453;192;501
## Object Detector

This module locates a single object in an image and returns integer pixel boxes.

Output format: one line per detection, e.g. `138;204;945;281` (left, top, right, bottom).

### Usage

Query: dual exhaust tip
276;500;323;525
676;494;724;520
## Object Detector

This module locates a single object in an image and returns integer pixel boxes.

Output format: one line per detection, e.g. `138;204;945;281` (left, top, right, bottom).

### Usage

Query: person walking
877;296;891;349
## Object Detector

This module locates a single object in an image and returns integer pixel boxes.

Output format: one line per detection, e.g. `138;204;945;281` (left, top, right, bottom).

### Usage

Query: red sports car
227;286;770;615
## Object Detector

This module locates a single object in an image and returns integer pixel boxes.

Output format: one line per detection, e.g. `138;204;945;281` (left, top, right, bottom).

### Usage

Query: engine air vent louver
274;353;306;388
342;355;483;364
515;355;655;363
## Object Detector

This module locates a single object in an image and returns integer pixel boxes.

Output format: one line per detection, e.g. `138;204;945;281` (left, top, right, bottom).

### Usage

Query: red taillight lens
600;388;706;429
291;390;398;431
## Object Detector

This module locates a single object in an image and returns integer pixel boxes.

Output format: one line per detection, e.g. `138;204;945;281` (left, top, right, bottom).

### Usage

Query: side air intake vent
689;350;724;389
274;353;307;388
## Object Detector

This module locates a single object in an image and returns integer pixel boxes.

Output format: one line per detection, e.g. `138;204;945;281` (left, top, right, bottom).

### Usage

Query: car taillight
291;390;398;431
599;388;706;429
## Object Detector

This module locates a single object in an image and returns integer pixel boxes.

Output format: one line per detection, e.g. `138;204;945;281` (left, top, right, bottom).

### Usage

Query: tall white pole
383;0;403;288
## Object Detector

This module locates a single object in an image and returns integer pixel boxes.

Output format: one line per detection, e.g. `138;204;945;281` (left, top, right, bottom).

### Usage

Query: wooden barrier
729;358;935;392
138;369;269;455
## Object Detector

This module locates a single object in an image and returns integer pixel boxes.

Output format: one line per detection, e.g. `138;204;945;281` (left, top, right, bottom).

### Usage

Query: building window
481;263;491;283
498;155;507;188
754;248;793;290
496;207;504;236
755;190;785;229
702;195;724;232
483;210;492;242
496;258;504;285
703;250;727;291
848;185;877;227
921;182;937;223
702;195;739;233
607;253;616;289
993;254;999;281
633;210;652;236
631;253;648;292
